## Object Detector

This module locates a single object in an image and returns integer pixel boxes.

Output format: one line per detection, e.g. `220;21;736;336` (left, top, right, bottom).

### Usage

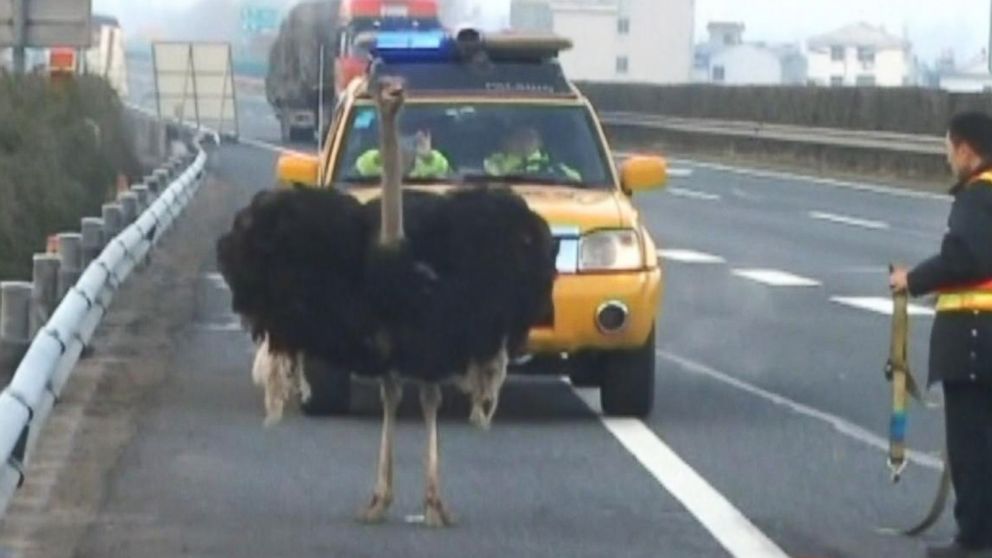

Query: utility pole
12;0;27;74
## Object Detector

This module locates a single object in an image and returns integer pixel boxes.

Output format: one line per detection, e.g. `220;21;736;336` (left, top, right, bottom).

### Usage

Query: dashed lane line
732;269;821;287
658;249;726;264
669;187;721;201
809;211;890;230
831;296;936;317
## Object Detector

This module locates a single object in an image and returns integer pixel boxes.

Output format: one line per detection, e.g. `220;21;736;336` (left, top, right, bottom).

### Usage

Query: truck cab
335;0;442;95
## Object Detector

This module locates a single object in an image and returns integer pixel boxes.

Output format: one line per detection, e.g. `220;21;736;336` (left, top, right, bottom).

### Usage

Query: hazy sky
94;0;990;62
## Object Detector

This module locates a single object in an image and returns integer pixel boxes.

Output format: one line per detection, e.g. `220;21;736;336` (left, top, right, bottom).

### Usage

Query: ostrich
217;77;557;527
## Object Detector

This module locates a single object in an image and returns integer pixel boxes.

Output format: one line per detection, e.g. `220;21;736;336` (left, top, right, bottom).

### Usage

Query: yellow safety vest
936;170;992;312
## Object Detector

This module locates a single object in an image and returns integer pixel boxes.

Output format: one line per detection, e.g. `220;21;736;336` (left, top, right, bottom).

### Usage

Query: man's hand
889;265;909;293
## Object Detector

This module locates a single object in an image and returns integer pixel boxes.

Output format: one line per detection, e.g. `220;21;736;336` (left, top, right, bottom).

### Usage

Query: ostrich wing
217;188;382;372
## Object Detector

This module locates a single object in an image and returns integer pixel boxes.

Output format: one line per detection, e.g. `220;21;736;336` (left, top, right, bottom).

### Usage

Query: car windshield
332;102;614;189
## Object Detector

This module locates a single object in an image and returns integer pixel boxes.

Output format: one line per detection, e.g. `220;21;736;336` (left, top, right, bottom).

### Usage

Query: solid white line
831;296;936;317
672;158;950;202
657;351;943;470
732;268;821;287
669;187;721;201
574;387;790;558
809;211;890;230
658;249;726;264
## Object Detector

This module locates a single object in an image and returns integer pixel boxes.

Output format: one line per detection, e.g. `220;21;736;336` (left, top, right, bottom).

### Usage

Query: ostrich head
374;76;405;120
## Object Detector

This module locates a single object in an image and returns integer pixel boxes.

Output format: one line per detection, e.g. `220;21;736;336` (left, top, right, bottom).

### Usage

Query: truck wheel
600;325;656;417
300;354;351;416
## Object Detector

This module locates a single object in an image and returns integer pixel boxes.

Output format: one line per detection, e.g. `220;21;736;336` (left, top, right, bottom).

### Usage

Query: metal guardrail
599;112;946;156
0;138;208;519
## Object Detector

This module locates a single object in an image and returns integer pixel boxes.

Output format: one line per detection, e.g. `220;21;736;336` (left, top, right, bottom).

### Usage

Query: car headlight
579;229;643;271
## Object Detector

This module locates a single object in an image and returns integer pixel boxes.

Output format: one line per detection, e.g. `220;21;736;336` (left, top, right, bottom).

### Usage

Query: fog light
596;301;629;334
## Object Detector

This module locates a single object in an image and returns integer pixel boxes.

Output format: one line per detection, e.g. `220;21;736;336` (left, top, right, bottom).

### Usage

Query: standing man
890;111;992;558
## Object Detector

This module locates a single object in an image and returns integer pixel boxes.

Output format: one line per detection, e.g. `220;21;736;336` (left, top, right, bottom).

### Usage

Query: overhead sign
240;5;279;33
152;42;240;138
0;0;93;48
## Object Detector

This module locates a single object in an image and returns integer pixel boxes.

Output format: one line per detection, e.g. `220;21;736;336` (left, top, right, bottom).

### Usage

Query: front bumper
526;267;662;354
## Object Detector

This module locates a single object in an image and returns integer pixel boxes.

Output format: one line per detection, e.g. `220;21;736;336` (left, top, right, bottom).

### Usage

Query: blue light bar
370;30;454;63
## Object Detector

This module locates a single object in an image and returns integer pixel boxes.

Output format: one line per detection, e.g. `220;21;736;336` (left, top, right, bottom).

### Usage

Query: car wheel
300;354;351;416
600;325;656;417
569;355;604;388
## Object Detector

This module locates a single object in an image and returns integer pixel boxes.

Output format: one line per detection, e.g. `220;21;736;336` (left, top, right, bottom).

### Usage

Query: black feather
216;185;557;384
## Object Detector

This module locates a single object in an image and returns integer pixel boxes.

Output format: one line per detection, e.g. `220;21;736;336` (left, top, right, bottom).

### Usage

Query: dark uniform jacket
908;168;992;386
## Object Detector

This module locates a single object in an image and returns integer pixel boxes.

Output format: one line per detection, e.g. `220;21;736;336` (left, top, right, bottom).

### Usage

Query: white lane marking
574;387;789;558
809;211;890;230
732;269;821;287
668;168;694;178
241;137;315;157
669;187;721;201
657;351;943;470
671;158;950;202
831;296;936;317
658;249;726;264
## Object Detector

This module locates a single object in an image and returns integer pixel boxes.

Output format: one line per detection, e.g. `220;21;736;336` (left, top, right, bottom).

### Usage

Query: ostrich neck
378;106;404;246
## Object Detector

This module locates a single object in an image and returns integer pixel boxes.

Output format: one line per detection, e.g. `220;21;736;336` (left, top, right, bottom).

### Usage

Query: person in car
356;128;450;179
485;125;581;181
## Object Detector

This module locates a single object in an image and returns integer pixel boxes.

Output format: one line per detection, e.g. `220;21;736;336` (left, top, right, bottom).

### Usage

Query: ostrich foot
424;496;455;528
359;493;393;524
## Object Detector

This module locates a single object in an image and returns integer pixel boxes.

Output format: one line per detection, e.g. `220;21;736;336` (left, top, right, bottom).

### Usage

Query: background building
693;22;807;85
806;22;913;87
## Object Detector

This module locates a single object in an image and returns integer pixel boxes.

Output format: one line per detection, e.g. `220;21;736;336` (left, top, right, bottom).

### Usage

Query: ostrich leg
360;376;402;523
421;383;454;527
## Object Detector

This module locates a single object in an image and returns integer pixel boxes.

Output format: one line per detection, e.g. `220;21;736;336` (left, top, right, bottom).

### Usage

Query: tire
600;325;656;417
569;355;604;388
300;354;351;416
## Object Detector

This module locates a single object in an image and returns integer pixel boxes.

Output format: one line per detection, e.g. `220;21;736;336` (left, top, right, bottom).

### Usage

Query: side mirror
276;154;320;187
620;155;667;195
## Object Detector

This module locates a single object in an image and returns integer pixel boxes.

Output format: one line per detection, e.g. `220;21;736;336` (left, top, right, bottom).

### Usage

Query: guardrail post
56;233;82;300
0;282;32;381
80;217;104;268
118;192;139;225
29;254;60;338
154;169;170;192
144;174;161;195
132;185;150;211
102;203;123;240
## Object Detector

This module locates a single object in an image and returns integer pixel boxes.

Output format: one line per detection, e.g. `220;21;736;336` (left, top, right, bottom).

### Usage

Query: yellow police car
277;29;667;417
